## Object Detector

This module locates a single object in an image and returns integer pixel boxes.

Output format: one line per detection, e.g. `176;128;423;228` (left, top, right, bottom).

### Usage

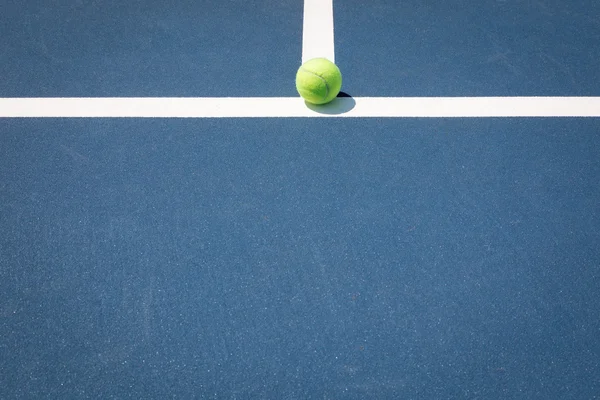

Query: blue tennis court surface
2;1;600;399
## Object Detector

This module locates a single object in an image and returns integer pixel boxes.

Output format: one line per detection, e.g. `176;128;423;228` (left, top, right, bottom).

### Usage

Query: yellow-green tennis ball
295;58;342;105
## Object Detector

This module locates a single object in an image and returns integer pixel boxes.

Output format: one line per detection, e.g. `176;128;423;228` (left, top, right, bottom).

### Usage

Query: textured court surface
2;1;600;399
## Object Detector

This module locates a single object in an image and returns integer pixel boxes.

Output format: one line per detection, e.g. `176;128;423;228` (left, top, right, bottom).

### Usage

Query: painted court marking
2;97;600;118
302;0;335;63
1;1;599;118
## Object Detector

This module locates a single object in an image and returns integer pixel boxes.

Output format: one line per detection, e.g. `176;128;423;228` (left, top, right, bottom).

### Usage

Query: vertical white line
302;0;335;63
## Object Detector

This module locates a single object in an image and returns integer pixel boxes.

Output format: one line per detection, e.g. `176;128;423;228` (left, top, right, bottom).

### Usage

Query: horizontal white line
1;97;600;118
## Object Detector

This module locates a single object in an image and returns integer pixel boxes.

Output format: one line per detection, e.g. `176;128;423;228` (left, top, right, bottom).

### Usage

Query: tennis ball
295;58;342;105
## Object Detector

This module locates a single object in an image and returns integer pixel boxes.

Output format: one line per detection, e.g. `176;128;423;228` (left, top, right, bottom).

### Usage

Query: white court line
302;0;335;63
2;97;600;118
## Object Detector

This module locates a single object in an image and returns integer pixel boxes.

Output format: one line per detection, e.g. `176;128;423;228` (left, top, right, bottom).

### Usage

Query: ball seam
299;67;329;101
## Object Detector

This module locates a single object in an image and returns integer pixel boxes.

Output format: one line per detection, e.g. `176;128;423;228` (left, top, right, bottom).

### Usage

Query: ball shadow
305;92;356;115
